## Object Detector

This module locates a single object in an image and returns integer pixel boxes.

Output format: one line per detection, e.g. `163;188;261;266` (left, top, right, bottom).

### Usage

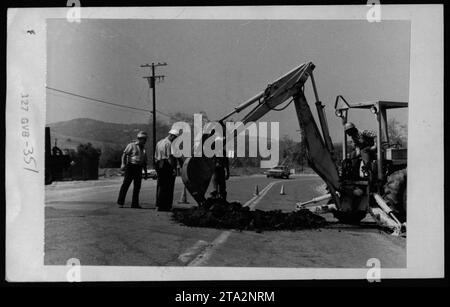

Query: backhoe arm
181;62;341;206
292;91;340;196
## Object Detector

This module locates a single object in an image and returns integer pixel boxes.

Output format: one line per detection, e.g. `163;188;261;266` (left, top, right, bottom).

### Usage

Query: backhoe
180;62;407;233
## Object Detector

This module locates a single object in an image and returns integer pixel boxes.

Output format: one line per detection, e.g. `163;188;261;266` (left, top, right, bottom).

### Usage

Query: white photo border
5;5;444;281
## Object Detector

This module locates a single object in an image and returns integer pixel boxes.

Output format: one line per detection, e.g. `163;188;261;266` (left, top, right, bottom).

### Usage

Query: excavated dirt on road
172;198;327;232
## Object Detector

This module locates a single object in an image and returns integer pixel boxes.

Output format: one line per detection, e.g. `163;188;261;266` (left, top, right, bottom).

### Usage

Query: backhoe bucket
181;157;215;205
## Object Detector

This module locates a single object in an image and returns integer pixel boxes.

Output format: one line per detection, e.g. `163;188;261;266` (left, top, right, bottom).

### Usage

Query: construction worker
154;128;180;211
344;122;377;175
117;131;148;208
211;136;230;200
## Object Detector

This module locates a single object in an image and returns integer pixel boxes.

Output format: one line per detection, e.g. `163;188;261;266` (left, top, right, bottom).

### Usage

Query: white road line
243;194;260;207
243;180;284;210
186;180;285;266
248;182;276;210
243;182;273;207
187;231;232;266
178;240;209;263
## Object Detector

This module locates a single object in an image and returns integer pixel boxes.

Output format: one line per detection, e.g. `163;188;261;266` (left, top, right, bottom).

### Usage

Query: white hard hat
169;128;180;136
344;122;356;132
137;131;148;139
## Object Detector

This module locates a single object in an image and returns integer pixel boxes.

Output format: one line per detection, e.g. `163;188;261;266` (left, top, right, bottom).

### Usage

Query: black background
0;0;448;301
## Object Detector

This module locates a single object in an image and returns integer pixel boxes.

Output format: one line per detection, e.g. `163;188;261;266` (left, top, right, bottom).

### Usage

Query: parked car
265;165;290;179
143;168;157;180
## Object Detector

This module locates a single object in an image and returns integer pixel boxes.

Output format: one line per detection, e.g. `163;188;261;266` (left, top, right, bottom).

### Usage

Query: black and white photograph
5;5;444;282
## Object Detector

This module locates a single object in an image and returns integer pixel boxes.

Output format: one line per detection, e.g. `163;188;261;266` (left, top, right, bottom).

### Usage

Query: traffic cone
280;185;286;195
254;184;259;196
178;186;190;204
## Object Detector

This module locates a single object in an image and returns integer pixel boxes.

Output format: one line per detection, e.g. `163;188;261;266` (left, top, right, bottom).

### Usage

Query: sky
46;19;410;141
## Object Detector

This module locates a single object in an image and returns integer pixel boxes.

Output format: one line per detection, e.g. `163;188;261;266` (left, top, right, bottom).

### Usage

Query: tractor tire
383;168;407;222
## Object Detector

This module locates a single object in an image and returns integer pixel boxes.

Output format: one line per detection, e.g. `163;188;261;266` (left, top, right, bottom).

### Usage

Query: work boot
220;192;227;202
209;191;219;199
117;202;124;208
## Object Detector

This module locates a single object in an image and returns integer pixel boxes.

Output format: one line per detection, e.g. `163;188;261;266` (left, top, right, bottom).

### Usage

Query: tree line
74;115;408;170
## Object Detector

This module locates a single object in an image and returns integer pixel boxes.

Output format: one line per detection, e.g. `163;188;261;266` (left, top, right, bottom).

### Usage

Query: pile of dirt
172;198;327;231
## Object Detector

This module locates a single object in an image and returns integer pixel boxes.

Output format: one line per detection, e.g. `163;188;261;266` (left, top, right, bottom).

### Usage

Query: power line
46;85;185;122
142;85;184;121
47;90;148;117
46;86;151;113
155;109;177;120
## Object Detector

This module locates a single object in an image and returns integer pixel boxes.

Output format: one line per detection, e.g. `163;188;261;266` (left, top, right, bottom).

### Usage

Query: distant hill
47;118;284;151
47;117;329;170
47;118;171;151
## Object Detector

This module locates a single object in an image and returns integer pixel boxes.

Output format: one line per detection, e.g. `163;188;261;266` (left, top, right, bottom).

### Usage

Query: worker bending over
344;122;377;176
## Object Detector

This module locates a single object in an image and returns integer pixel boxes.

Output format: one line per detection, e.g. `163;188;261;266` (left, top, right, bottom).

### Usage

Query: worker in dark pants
154;128;180;211
344;122;377;177
117;131;148;208
211;136;230;201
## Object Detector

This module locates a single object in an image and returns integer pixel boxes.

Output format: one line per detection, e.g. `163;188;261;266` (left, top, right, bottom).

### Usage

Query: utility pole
141;62;167;167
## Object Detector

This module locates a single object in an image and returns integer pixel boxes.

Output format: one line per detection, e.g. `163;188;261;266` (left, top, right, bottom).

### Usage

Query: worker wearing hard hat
154;128;180;211
117;131;148;208
344;122;377;174
210;135;230;201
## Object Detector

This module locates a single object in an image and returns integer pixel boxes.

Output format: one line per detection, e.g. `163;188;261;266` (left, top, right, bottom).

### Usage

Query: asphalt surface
45;174;406;267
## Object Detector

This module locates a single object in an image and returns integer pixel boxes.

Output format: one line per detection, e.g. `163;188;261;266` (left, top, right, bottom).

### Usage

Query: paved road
45;174;406;267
